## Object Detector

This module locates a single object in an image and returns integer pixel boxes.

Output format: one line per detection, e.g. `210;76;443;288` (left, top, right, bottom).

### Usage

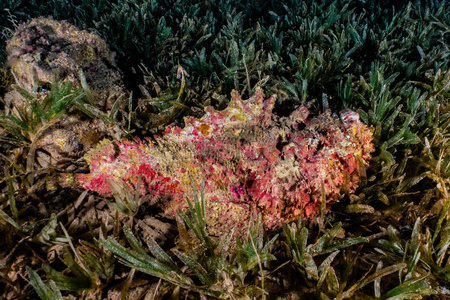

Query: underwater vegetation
0;0;450;299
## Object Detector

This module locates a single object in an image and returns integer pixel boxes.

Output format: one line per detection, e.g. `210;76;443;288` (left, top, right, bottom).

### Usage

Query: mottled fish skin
76;89;374;235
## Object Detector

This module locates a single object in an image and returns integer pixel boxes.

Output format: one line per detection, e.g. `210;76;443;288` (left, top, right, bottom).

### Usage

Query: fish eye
37;80;52;92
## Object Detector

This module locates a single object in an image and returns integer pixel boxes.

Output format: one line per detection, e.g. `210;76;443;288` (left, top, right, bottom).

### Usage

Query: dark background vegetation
1;0;450;298
2;0;447;108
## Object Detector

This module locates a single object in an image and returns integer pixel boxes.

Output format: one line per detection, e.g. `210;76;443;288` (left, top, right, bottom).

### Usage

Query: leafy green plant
0;81;84;145
100;180;279;298
26;267;63;300
135;65;191;132
231;214;278;298
99;220;221;297
0;213;71;299
374;125;450;289
0;211;67;244
374;222;437;299
42;223;115;292
283;220;373;298
282;218;437;299
71;70;126;126
0;80;85;175
106;174;143;217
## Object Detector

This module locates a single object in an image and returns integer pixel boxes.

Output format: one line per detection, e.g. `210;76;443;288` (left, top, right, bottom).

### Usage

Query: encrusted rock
34;116;110;167
5;17;124;111
3;18;125;167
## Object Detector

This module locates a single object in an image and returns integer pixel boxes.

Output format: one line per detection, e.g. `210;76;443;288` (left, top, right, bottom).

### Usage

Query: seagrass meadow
1;0;450;299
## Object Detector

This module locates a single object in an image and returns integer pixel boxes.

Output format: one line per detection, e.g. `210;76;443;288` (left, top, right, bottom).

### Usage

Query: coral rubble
77;89;374;234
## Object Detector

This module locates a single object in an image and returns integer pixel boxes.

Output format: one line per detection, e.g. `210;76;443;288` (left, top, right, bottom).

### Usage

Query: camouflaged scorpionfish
76;89;374;235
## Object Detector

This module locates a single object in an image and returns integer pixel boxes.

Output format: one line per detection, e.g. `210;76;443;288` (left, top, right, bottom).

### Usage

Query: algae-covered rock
5;17;124;111
2;18;125;167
